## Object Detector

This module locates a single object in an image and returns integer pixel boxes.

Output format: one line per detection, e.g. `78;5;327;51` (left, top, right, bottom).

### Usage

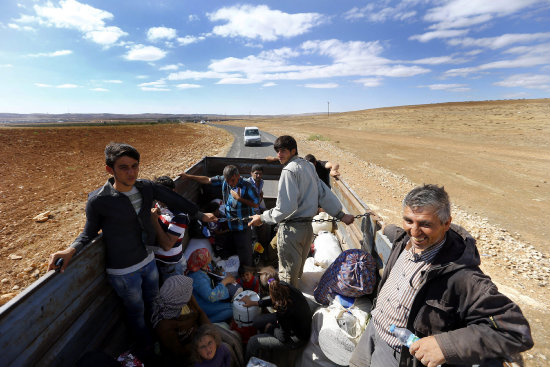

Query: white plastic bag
317;303;369;366
313;231;342;268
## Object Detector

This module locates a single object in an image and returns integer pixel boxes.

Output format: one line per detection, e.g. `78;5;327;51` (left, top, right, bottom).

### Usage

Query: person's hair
269;279;291;312
104;142;140;168
222;165;239;181
258;266;278;287
304;154;316;164
238;265;256;278
403;184;451;224
192;324;221;362
203;201;220;213
273;135;298;155
154;175;175;190
251;164;263;173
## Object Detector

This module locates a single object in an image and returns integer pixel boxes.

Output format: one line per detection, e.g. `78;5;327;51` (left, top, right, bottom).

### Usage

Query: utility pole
327;101;330;117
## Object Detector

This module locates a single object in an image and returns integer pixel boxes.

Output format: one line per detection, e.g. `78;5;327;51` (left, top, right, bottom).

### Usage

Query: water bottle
389;324;420;347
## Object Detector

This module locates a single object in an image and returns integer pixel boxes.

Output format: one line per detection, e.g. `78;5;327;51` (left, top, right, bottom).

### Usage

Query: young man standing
248;135;354;286
48;143;215;352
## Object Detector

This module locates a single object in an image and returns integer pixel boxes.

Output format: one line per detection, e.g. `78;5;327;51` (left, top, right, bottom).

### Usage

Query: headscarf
186;248;211;273
151;275;194;328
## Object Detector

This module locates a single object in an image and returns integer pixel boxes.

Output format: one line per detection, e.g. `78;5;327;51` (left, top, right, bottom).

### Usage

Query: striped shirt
211;175;259;231
122;186;142;214
371;236;446;348
152;204;189;264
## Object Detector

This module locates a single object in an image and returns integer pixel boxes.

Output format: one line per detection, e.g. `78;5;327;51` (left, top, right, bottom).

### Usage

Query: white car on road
244;126;261;146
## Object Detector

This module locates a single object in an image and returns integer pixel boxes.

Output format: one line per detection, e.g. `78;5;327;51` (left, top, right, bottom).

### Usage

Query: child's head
257;266;277;287
194;324;221;361
268;278;291;312
204;200;221;217
238;265;256;283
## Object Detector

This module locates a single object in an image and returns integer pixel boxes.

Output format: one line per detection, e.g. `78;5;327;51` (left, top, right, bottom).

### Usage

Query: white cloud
494;73;550;90
188;14;199;22
167;70;242;81
410;29;469;42
445;42;550;77
160;64;181;71
26;0;127;46
35;83;52;88
57;84;79;88
170;40;429;85
27;49;72;57
502;92;529;98
176;83;201;89
304;83;338;89
355;78;382;87
125;45;167;61
136;75;149;79
90;88;108;92
138;81;166;88
421;83;470;92
85;26;127;46
344;3;416;22
104;79;122;84
263;82;276;87
448;32;550;49
412;55;468;65
424;0;541;30
8;23;35;31
147;27;177;42
141;87;170;92
0;64;13;68
177;35;205;46
208;5;325;41
138;80;170;91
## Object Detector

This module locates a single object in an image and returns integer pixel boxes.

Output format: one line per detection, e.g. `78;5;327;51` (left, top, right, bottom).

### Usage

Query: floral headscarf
187;248;211;273
151;275;194;328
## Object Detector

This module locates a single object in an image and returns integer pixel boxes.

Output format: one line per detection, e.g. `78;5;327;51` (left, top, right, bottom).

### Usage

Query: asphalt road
214;124;277;158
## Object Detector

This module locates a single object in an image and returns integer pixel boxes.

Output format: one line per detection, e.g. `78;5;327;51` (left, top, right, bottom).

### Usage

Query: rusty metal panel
0;236;118;367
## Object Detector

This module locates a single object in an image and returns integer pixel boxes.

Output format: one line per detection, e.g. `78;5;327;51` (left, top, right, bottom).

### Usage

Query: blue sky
1;0;549;115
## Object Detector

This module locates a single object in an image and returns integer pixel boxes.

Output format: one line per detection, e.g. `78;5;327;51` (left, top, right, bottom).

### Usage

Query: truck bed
0;157;390;367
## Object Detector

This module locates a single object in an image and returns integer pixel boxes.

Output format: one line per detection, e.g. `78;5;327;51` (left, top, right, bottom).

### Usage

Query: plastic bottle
389;324;420;347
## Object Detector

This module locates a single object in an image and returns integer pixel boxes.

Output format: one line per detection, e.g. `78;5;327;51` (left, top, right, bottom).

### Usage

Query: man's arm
418;273;533;365
153;182;216;223
178;172;212;185
317;180;354;225
324;161;340;178
260;168;299;225
230;188;259;208
150;207;180;251
48;198;101;272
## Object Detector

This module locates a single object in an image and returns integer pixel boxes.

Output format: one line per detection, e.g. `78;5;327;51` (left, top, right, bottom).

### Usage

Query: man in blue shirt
179;165;259;266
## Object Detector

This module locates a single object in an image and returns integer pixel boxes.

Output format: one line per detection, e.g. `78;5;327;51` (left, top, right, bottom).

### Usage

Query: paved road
214;124;277;158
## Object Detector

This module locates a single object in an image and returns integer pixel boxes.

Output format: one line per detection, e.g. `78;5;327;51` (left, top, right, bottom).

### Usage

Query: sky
1;0;549;115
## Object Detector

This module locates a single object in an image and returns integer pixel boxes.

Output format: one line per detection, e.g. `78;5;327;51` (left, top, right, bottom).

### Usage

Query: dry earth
0;99;549;366
218;99;550;367
0;123;232;300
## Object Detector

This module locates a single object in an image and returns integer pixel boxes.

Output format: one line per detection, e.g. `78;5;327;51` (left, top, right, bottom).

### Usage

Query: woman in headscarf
151;275;209;364
186;248;235;323
151;275;244;366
